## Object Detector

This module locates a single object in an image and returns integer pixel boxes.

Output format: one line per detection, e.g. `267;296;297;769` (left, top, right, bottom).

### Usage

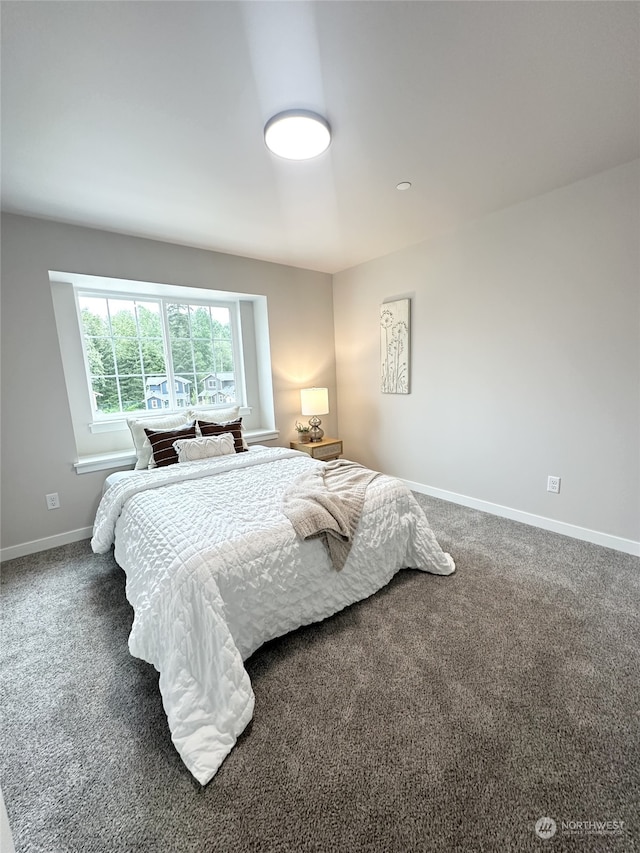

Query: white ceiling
1;1;638;274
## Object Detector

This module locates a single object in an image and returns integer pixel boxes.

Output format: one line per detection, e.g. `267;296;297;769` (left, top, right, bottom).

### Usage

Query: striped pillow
144;423;197;468
197;418;246;453
128;412;190;469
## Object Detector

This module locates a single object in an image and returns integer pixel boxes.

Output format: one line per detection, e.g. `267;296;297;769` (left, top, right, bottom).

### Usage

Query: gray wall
333;161;640;547
2;161;638;556
0;214;335;553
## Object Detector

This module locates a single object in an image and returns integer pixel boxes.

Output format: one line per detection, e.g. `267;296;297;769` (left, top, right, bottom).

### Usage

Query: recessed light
264;110;331;160
396;181;412;191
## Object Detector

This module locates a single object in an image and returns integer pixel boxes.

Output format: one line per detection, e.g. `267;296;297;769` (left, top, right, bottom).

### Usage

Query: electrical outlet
547;476;561;494
46;492;60;510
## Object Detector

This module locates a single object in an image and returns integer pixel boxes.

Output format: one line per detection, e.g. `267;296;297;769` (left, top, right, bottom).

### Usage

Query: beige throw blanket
282;459;381;571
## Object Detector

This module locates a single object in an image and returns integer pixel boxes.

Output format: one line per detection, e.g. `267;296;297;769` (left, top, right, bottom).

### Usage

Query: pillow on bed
190;407;248;448
144;423;197;468
128;412;191;470
189;406;249;450
197;418;247;454
173;433;235;463
187;406;240;429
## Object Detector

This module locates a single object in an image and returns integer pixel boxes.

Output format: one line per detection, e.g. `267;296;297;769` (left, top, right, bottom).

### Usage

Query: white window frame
75;288;246;423
49;271;278;471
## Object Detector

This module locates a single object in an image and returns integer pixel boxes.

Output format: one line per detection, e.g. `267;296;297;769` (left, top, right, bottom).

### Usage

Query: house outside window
78;295;239;417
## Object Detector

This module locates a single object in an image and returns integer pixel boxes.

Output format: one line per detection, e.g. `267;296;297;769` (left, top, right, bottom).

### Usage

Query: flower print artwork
380;299;410;394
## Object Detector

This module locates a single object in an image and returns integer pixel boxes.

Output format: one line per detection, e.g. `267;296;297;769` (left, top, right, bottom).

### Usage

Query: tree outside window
79;295;237;415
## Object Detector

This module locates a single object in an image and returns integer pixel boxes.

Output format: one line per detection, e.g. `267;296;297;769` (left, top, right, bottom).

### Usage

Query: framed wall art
380;298;410;394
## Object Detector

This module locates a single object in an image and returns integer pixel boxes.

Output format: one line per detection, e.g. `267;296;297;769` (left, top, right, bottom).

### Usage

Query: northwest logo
535;817;557;840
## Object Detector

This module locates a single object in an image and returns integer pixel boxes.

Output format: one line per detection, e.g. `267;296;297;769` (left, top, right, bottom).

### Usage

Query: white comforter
91;446;454;785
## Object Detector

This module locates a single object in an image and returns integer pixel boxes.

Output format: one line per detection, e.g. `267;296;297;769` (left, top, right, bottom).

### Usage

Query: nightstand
290;437;343;461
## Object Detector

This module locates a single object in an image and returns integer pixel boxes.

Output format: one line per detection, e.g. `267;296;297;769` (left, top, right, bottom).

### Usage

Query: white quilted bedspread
91;446;455;785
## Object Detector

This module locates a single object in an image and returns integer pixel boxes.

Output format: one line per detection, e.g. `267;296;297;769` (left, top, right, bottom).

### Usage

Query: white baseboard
404;480;640;557
2;486;638;561
0;527;93;563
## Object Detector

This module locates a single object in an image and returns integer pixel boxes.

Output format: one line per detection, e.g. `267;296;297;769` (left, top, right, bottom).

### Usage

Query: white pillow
173;433;236;463
127;412;190;470
186;406;240;430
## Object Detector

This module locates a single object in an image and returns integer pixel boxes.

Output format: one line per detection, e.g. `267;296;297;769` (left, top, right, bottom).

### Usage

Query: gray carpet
1;495;638;853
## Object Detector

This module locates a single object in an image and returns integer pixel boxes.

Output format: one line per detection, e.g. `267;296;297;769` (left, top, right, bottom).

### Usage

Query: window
50;271;277;470
78;295;240;417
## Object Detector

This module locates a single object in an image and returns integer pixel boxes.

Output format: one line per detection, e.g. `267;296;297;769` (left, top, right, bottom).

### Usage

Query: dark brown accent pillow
144;423;197;468
197;418;246;453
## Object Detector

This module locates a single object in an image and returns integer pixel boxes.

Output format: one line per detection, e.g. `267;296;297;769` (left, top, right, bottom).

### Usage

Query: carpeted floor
1;495;638;853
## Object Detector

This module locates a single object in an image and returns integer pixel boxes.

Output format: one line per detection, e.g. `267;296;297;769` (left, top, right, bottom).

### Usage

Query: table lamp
300;387;329;442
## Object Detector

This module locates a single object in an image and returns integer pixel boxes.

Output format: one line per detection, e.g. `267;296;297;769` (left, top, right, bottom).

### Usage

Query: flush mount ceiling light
396;181;412;191
264;110;331;160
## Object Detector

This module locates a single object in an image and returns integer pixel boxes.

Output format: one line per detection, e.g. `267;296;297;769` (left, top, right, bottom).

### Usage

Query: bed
91;444;454;785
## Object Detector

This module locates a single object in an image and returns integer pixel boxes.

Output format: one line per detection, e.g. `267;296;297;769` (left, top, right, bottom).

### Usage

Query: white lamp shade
300;387;329;416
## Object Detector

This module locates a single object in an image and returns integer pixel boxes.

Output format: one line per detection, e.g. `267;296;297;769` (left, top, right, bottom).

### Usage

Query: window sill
89;406;253;434
74;450;137;474
74;429;280;474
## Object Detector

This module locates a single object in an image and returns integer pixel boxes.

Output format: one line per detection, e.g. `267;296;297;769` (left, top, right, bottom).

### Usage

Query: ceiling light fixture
264;110;331;160
396;182;412;191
